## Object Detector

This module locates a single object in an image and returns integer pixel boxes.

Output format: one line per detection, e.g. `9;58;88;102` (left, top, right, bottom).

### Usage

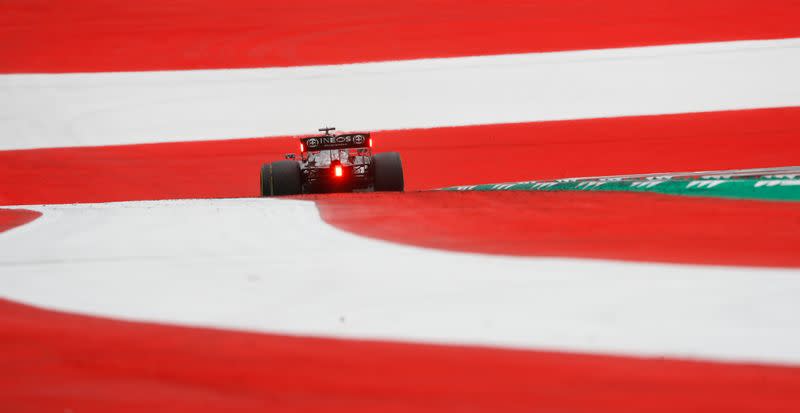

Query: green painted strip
442;178;800;202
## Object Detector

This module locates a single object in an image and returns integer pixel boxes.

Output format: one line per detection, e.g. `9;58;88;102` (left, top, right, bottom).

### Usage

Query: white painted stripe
1;38;799;150
2;199;799;364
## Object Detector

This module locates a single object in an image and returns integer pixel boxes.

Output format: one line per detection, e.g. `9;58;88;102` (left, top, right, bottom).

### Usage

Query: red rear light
369;138;373;148
334;165;343;177
300;142;304;152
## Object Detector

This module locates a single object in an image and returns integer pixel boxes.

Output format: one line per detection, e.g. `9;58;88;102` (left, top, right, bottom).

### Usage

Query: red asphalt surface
3;298;800;413
3;2;800;411
1;0;800;73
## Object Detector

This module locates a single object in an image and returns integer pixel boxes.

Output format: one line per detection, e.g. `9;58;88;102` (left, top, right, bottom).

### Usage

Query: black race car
260;127;404;196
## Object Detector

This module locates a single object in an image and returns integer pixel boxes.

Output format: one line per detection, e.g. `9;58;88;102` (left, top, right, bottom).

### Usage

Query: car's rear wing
301;133;371;151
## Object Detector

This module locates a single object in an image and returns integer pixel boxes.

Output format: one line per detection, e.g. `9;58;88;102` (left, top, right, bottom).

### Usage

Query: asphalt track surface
3;1;800;412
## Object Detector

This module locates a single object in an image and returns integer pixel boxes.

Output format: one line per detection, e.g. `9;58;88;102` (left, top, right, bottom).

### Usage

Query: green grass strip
442;178;800;202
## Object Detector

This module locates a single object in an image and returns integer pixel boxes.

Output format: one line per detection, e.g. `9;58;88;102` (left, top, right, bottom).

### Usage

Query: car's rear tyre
372;152;404;192
260;160;302;196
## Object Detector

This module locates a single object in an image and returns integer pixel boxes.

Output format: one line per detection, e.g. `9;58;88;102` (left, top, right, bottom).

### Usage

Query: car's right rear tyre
372;152;404;192
260;160;302;196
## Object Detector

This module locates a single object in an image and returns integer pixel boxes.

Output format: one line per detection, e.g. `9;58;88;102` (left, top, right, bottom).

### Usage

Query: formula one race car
260;127;404;196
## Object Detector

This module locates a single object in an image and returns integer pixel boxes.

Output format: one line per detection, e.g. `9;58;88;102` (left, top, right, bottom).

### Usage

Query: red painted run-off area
0;208;40;233
3;107;799;205
2;108;800;267
3;298;800;413
1;0;800;73
316;191;800;268
3;113;800;410
3;2;800;411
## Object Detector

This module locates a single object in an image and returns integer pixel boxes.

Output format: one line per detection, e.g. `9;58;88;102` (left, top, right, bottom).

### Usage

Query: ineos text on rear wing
301;133;371;151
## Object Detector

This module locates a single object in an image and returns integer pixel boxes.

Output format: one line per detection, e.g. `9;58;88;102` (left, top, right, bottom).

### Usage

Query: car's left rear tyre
261;161;302;196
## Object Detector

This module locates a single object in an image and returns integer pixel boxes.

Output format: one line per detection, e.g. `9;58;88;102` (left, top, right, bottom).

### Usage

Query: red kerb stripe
2;298;799;412
2;107;798;206
1;0;799;73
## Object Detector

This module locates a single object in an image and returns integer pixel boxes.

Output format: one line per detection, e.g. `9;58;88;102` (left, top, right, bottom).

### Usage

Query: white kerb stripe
0;38;799;150
2;199;799;365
